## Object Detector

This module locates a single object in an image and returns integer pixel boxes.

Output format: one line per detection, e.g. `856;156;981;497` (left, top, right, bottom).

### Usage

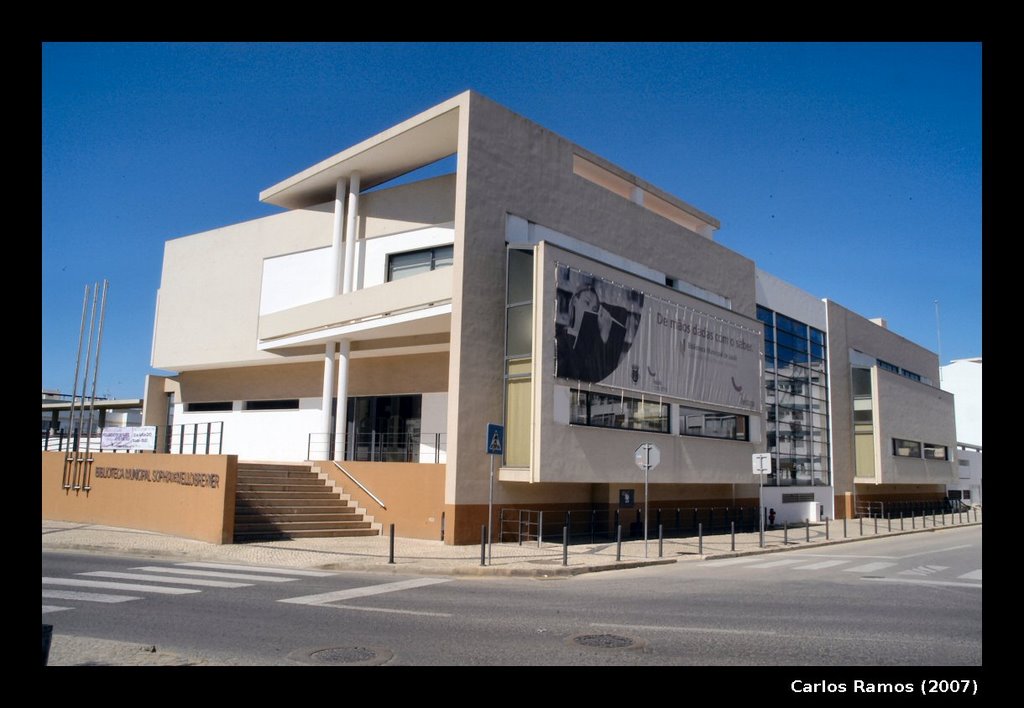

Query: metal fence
498;506;762;545
856;498;969;519
41;422;223;455
307;432;447;463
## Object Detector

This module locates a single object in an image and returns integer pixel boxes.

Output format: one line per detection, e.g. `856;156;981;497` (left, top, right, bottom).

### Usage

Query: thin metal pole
912;513;916;529
205;422;211;455
538;511;543;548
859;516;863;536
698;522;703;555
480;525;486;566
932;509;937;527
784;522;788;545
843;517;847;538
805;518;810;543
974;507;977;523
874;516;878;535
63;285;91;490
658;524;663;558
643;446;650;559
825;517;829;540
562;526;568;566
518;509;523;546
888;516;892;533
388;524;395;564
72;284;100;490
488;455;494;565
901;511;904;530
81;281;109;492
616;525;622;561
731;521;735;551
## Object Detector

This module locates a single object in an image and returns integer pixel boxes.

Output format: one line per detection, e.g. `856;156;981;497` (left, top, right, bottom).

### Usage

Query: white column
342;172;361;294
320;342;336;458
330;178;347;296
333;339;351;462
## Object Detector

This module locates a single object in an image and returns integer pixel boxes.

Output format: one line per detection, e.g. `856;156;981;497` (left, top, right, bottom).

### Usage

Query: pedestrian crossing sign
486;423;504;456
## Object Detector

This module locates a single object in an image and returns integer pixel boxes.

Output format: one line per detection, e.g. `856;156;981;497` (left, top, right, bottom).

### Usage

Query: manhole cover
287;645;393;666
312;647;377;663
573;633;637;649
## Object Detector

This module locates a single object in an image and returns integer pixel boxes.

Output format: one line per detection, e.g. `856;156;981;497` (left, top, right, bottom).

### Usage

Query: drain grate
288;645;393;666
573;633;636;649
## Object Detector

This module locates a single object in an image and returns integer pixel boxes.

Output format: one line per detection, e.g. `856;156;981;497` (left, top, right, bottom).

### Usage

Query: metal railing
41;422;223;455
498;505;762;545
856;498;968;519
307;432;446;463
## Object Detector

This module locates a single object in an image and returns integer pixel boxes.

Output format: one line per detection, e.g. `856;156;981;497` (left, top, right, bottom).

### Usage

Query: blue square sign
486;423;504;456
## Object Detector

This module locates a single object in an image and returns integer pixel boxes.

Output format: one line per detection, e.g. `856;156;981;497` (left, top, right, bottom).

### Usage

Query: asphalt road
42;526;981;668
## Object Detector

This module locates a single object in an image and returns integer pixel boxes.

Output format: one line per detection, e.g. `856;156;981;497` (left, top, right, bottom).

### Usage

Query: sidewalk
43;507;982;578
42;508;982;666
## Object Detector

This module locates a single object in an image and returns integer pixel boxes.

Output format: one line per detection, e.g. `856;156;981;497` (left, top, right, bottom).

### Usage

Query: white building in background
941;357;982;504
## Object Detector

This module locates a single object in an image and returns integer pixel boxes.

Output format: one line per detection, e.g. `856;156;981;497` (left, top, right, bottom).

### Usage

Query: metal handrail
333;461;387;510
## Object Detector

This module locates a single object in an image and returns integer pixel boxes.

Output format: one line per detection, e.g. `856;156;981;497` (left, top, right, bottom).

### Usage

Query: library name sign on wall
92;466;222;489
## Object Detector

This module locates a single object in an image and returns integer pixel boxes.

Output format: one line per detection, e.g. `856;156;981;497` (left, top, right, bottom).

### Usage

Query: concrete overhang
260;93;468;210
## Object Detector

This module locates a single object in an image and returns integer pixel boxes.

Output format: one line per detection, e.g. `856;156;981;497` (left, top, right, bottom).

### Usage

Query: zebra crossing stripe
703;557;764;567
746;558;807;569
957;569;982;581
129;567;298;583
43;578;200;594
791;560;851;570
843;562;897;573
177;562;335;577
42;589;143;603
42;605;74;614
280;577;451;606
79;571;252;588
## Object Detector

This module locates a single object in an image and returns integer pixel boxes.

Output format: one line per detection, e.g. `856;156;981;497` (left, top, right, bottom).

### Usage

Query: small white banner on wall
101;426;157;451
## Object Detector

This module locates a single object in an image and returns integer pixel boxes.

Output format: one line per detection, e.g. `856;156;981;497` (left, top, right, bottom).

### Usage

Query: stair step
233;528;380;542
238;463;315;472
237;491;341;500
237;499;352;511
236;504;360;514
234;520;374;532
236;482;328;492
236;472;321;482
235;512;360;523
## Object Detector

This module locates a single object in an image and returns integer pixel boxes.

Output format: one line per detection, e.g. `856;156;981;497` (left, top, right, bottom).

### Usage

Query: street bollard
616;525;622;561
563;526;568;567
825;517;829;540
942;512;946;526
913;514;916;529
731;521;736;551
389;523;395;564
538;511;544;548
887;516;891;533
933;510;937;527
843;517;847;538
784;522;788;545
698;522;703;556
974;507;977;523
659;524;664;558
901;512;904;531
874;516;878;535
806;519;810;543
860;517;863;536
959;509;963;525
518;510;523;545
480;525;486;566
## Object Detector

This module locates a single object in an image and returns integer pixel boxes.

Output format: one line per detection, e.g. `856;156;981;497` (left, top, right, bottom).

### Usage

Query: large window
504;248;534;467
758;305;830;486
570;389;669;433
387;244;454;281
345;395;421;462
893;438;922;458
680;405;748;441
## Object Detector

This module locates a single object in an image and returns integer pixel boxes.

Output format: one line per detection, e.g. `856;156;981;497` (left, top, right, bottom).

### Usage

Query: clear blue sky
42;42;981;399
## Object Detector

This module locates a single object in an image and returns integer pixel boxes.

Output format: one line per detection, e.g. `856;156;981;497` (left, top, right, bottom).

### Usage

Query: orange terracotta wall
42;452;237;544
320;461;445;541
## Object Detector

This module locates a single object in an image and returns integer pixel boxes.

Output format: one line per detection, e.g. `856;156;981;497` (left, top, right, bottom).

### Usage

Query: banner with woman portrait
554;263;762;412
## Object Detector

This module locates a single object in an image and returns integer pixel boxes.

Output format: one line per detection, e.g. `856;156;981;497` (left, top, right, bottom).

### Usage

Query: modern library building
143;91;957;543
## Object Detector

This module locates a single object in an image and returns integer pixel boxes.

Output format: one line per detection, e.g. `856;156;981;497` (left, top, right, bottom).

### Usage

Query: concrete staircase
233;462;379;542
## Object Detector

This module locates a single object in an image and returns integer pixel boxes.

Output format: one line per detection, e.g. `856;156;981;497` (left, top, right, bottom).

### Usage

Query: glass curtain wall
504;248;534;467
757;306;830;486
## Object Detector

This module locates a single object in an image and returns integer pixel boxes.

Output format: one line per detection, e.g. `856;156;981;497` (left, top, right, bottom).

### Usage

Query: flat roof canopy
259;94;465;210
42;399;143;412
